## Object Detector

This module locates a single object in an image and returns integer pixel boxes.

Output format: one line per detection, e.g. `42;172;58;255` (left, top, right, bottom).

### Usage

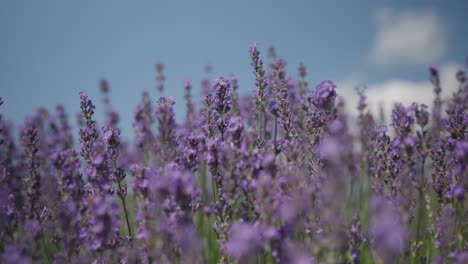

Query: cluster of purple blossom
0;44;467;264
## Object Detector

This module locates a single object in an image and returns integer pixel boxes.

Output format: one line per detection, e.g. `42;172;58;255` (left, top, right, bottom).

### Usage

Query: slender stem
142;148;149;166
273;116;278;154
461;204;468;248
455;201;462;249
112;159;133;237
201;163;208;202
258;109;263;146
120;191;132;237
416;159;425;244
349;171;355;210
413;153;426;264
5;221;14;240
358;173;364;214
425;192;433;263
40;225;52;264
212;170;217;203
221;112;225;142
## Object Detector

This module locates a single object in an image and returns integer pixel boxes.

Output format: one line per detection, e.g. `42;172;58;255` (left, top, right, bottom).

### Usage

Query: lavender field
0;42;467;264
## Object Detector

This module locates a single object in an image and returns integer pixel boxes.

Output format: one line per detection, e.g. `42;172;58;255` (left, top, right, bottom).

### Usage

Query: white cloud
337;63;462;122
370;8;447;65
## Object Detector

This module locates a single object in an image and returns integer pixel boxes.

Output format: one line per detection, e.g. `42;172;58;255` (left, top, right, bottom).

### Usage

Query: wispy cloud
338;63;461;120
370;8;447;66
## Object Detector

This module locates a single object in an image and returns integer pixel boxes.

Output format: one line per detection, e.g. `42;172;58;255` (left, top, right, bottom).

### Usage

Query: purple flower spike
224;222;263;260
311;80;337;111
456;70;466;83
212;77;233;140
88;195;120;251
414;103;429;128
155;61;165;93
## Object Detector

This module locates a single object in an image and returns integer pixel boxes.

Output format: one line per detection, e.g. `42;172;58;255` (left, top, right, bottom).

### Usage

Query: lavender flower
433;207;457;262
179;132;202;172
250;43;268;146
88;195;121;252
431;137;455;205
103;125;132;237
212;77;232;141
22;125;41;218
133;91;154;154
227;116;244;148
183;79;195;128
100;79;110;105
414;103;429;128
310;80;337;112
155;96;178;162
430;64;443;133
1;220;41;263
349;216;365;262
270;59;297;145
224;222;263;261
369;194;408;263
456;70;466;84
155;61;165;93
79;91;111;194
298;62;308;96
229;74;240;115
201;93;216;138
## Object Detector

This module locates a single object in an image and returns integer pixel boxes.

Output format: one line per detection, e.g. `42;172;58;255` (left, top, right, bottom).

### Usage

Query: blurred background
1;0;467;137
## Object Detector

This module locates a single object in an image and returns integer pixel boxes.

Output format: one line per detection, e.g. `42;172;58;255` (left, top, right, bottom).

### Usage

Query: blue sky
1;0;467;137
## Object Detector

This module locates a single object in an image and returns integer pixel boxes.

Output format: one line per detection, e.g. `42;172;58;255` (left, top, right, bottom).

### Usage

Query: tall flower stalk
250;43;268;148
155;61;165;94
212;77;232;142
22;125;52;263
103;126;132;237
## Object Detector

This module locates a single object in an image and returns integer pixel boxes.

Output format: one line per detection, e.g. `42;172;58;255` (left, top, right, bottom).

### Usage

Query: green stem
201;163;208;202
455;201;462;249
349;171;355;211
142;149;149;166
258;109;263;146
40;226;52;264
273;116;278;155
113;159;133;237
120;195;133;237
212;173;217;203
221;112;225;142
358;173;364;215
416;159;425;246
